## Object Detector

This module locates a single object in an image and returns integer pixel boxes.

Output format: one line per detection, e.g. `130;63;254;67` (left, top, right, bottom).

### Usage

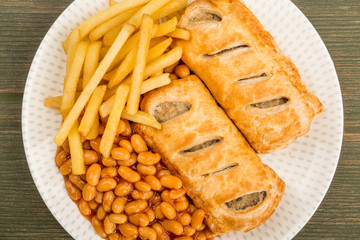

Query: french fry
153;17;177;38
151;0;187;21
76;78;83;92
60;41;89;116
123;46;182;85
122;110;161;129
44;93;81;109
89;7;140;41
126;15;154;115
68;121;85;175
83;41;102;89
166;10;182;21
65;29;80;75
126;0;172;28
109;0;117;7
139;73;170;94
54;24;135;146
100;74;171;118
63;0;150;53
164;60;179;73
100;84;129;158
44;96;63;109
152;69;163;77
166;28;190;40
99;47;109;61
78;85;107;137
103;25;122;47
85;113;100;140
108;37;172;88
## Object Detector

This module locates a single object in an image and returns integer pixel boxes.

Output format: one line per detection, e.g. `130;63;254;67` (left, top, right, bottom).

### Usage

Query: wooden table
0;0;359;239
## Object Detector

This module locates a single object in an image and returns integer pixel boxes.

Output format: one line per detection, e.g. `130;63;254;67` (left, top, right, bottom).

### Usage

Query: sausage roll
175;0;323;153
133;75;285;234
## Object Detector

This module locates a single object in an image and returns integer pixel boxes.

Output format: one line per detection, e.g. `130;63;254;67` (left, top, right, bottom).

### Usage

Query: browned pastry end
133;75;285;234
176;0;323;153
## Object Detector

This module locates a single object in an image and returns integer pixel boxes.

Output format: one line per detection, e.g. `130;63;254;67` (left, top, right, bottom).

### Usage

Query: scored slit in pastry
133;76;285;235
175;0;323;153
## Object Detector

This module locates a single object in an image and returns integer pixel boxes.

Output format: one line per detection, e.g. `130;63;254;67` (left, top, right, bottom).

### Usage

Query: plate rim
21;0;344;239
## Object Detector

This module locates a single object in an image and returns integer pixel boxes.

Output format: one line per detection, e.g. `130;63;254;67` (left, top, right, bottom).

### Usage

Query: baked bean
80;134;86;143
101;167;118;178
124;200;148;215
116;119;126;135
114;180;133;197
55;150;68;166
108;232;120;240
111;147;130;161
160;175;182;189
109;213;127;224
154;204;165;220
121;119;132;137
137;163;156;176
69;174;86;190
92;216;107;238
169;73;178;80
86;163;101;186
137;151;161;165
175;200;189;212
95;192;104;204
161;190;172;203
104;215;116;234
103;191;115;212
160;202;177;219
131;134;148;153
129;213;150;227
135;181;151;192
78;198;92;216
162;219;183;235
65;181;81;201
195;232;206;240
118;223;138;238
131;190;154;200
96;205;107;220
139;226;157;240
145;208;155;222
174;237;193;240
151;222;170;240
156;170;171;178
183;226;196;236
117;152;137;166
198;223;206;231
96;178;117;192
98;125;105;135
112;197;127;213
83;150;99;165
118;166;140;183
102;156;117;167
62;139;70;153
83;183;97;201
144;175;162;191
88;199;99;210
169;188;186;199
119;139;133;153
191;209;205;230
90;137;101;153
83;140;90;150
59;159;72;175
179;212;192;226
188;204;197;214
174;64;190;78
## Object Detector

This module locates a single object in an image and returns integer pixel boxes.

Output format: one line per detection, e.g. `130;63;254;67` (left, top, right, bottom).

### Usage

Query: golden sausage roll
175;0;323;153
133;75;285;234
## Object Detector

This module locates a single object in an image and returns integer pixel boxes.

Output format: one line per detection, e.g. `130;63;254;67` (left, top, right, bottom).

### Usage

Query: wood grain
0;0;359;239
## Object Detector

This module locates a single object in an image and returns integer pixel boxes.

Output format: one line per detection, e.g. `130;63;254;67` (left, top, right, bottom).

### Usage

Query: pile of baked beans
55;64;215;240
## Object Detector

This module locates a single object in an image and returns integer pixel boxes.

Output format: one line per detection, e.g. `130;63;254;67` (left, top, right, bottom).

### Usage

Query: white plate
22;0;343;239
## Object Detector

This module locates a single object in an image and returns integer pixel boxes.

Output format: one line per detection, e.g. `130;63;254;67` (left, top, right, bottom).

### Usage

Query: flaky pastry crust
176;0;323;153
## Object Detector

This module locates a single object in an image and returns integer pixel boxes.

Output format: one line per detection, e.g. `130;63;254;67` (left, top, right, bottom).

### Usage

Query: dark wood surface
0;0;359;239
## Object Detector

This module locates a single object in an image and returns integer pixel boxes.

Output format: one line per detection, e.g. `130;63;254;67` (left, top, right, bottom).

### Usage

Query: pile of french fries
44;0;189;175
